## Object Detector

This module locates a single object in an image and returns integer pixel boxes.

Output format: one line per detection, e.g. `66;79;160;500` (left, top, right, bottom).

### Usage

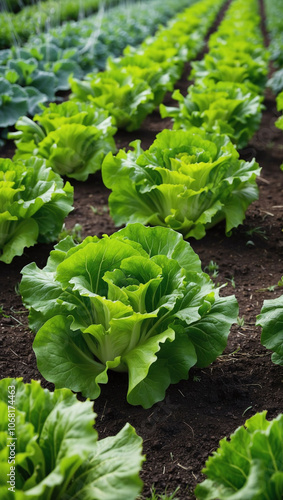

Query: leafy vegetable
275;91;283;131
268;69;283;94
0;377;144;499
106;54;176;107
70;0;225;130
70;71;155;132
256;294;283;366
161;0;266;149
190;46;268;91
0;0;198;140
102;129;260;239
160;81;263;149
0;77;47;128
195;411;283;499
0;0;194;49
0;156;73;263
264;0;283;72
20;223;238;408
275;92;283;169
9;101;117;181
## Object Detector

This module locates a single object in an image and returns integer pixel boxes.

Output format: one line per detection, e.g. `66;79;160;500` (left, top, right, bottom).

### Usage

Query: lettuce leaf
256;294;283;366
102;129;260;239
20;224;238;408
195;411;283;499
0;156;73;263
0;378;144;499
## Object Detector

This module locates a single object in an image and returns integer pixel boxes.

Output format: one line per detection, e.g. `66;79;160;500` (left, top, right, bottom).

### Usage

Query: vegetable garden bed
0;0;283;498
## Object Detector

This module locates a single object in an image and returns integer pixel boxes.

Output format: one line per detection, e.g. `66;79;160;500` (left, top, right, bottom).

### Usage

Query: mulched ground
0;1;283;498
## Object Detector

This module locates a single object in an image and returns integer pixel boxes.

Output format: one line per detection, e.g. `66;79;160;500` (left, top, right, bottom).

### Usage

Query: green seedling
246;226;268;240
90;205;109;215
256;277;283;292
0;305;9;318
58;223;82;243
227;276;236;288
205;260;219;278
141;486;180;500
237;316;245;327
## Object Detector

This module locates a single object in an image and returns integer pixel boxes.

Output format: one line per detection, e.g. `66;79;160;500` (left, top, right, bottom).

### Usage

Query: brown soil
1;3;283;499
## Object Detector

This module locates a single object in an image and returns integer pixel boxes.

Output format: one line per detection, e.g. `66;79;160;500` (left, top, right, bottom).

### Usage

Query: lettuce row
0;156;73;264
195;411;283;499
9;101;117;181
20;223;238;408
161;0;267;149
0;0;193;139
102;129;260;239
0;0;119;48
0;378;144;499
70;0;225;131
264;0;283;93
256;293;283;367
196;0;268;92
0;0;191;49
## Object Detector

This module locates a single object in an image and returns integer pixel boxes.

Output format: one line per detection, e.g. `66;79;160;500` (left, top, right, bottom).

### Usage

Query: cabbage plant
256;293;283;366
195;411;283;499
9;101;117;181
0;378;144;499
20;224;238;408
0;156;73;263
102;129;260;239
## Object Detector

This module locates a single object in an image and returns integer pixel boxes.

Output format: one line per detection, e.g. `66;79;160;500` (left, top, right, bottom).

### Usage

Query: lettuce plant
195;411;283;499
102;129;260;239
160;81;263;149
106;54;177;107
256;294;283;366
268;69;283;95
20;223;238;408
70;71;155;132
190;46;268;91
9;101;116;181
0;377;144;499
275;92;283;169
0;156;73;264
275;91;283;131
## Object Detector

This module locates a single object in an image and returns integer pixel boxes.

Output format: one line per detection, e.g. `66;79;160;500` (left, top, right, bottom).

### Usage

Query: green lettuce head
0;378;144;499
20;224;238;408
160;81;263;149
195;411;283;499
256;293;283;366
102;129;260;239
9;101;117;181
0;156;73;263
